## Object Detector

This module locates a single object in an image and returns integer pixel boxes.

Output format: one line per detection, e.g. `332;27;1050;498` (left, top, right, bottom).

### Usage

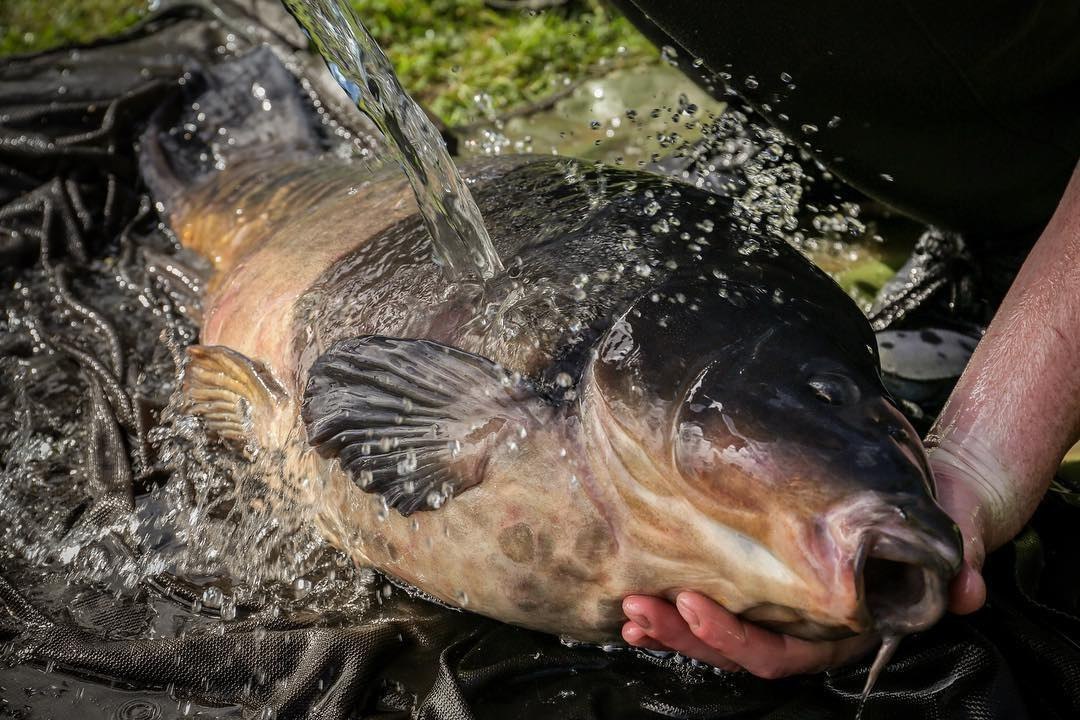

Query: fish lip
854;527;957;635
859;527;959;578
820;492;962;634
827;492;963;571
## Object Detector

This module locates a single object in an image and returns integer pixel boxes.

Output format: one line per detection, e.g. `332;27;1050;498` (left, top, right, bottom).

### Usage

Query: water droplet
397;449;419;474
201;586;224;609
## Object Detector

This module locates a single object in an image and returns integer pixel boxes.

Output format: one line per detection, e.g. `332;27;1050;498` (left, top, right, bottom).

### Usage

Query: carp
141;49;961;644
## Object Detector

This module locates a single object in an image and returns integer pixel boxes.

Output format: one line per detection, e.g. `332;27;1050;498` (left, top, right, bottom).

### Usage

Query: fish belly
177;158;414;384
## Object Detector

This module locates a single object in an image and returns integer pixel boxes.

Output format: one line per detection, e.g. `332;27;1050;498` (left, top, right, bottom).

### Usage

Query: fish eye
806;372;859;405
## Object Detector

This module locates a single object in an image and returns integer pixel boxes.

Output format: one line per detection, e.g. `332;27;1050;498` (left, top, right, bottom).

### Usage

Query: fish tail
138;45;322;224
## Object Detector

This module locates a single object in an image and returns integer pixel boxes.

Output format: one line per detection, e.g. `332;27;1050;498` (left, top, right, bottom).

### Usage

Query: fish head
586;273;962;639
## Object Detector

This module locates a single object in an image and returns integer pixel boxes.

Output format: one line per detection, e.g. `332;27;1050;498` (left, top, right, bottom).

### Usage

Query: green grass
0;0;655;127
357;0;654;126
0;0;147;57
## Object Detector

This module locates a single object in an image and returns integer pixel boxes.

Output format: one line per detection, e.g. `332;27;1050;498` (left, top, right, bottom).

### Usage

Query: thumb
928;450;990;615
948;559;986;615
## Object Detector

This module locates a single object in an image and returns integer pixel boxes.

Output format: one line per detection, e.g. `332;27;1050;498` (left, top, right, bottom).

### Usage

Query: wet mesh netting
2;3;1080;719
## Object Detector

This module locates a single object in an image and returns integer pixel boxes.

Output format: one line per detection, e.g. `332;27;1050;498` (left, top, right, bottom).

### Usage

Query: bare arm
930;157;1080;613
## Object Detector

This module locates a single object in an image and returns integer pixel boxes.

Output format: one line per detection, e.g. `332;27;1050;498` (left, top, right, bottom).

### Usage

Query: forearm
928;160;1080;552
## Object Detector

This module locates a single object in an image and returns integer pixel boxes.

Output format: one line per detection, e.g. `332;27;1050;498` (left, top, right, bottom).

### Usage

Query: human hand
926;439;996;616
621;592;875;678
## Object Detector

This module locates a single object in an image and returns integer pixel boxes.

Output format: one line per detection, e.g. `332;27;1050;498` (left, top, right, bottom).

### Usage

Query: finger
674;592;875;679
621;621;668;651
953;516;987;616
623;595;740;671
935;474;989;615
948;562;987;615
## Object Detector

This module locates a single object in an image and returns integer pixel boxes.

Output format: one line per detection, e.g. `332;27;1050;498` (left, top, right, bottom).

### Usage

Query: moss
1;0;655;127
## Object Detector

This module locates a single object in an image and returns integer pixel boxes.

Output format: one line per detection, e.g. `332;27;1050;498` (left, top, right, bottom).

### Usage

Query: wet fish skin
126;47;966;669
585;266;961;639
158;149;963;643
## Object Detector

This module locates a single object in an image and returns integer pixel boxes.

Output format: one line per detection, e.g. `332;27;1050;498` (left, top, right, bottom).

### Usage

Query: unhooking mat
2;3;1080;719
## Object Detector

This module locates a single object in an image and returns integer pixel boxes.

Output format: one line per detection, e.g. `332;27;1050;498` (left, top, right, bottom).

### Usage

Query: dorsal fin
182;345;287;455
302;336;547;515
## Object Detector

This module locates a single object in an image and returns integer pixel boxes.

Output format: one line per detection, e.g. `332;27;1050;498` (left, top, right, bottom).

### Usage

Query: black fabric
3;4;1080;720
616;0;1080;241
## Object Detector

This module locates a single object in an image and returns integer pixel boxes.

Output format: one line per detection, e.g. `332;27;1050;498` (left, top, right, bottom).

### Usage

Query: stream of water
282;0;504;282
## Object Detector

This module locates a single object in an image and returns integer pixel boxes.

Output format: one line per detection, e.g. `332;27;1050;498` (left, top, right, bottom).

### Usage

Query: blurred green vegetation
0;0;655;127
358;0;654;126
0;0;147;56
1059;441;1080;489
834;258;898;308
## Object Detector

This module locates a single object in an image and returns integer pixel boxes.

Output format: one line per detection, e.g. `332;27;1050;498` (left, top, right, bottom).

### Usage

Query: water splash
282;0;503;282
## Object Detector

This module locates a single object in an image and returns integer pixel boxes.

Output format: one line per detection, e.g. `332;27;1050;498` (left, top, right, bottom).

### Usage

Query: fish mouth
818;493;963;636
743;524;955;639
856;529;955;635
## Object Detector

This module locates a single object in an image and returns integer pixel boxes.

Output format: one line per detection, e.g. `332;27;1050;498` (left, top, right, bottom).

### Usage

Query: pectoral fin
182;345;286;453
302;336;546;515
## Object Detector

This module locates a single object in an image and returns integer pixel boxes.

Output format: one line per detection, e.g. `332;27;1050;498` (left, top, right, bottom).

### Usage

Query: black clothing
618;1;1080;239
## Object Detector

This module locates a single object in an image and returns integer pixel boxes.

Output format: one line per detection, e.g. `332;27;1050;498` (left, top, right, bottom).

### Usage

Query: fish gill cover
1;2;1079;719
